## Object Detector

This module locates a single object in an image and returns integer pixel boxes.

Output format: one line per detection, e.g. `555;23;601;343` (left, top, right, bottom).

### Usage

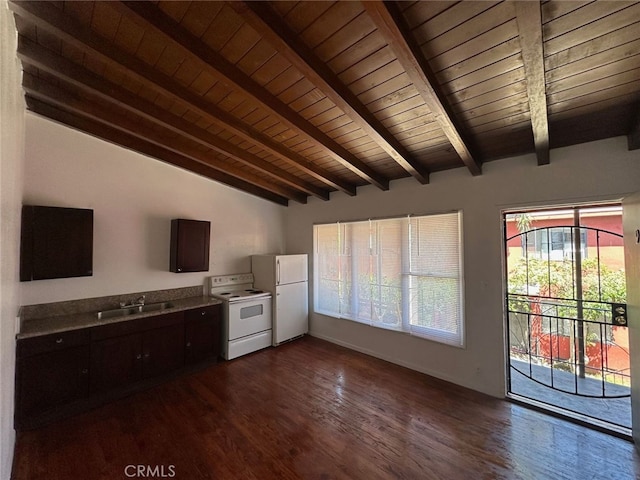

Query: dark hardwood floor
12;336;640;479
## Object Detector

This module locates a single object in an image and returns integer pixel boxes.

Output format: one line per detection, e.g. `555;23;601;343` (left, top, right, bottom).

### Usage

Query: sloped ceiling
10;1;640;205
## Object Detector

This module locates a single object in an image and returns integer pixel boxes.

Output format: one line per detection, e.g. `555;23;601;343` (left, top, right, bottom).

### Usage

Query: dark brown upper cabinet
20;205;94;282
170;219;210;273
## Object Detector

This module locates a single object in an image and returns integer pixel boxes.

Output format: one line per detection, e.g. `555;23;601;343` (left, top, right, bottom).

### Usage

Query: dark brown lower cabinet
141;322;185;378
16;345;90;425
185;306;221;365
90;333;143;394
15;304;221;429
90;312;186;394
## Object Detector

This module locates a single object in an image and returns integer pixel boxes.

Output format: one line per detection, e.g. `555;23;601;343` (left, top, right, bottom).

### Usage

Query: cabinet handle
55;338;63;344
81;368;88;374
136;354;142;360
186;342;191;347
201;311;205;316
143;353;150;359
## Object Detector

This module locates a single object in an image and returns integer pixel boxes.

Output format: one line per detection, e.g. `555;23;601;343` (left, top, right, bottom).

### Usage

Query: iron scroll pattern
505;225;629;400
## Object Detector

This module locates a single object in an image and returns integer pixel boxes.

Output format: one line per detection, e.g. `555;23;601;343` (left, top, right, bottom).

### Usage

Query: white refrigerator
251;254;308;346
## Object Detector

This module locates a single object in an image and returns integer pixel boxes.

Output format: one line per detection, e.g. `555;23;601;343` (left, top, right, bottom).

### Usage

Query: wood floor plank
11;337;640;480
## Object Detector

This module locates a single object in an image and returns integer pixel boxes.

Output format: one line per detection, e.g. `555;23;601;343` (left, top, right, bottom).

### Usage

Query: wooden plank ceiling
10;1;640;206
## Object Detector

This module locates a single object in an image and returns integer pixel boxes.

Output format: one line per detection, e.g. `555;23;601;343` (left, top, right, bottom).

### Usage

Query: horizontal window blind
313;212;464;347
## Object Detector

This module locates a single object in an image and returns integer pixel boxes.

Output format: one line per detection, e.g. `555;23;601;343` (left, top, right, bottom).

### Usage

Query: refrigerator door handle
276;259;280;285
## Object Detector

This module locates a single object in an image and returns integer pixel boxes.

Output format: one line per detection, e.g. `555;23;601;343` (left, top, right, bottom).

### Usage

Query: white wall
0;1;24;477
22;113;286;305
285;137;640;397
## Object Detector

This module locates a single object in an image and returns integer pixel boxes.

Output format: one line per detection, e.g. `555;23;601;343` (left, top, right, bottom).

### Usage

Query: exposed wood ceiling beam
229;0;430;185
23;74;308;204
116;1;389;190
9;1;357;197
514;0;550;165
17;37;327;202
628;106;640;150
11;1;635;204
25;98;289;207
362;1;482;176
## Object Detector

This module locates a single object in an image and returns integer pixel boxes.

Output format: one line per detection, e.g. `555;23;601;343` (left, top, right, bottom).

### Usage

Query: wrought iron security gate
504;207;629;429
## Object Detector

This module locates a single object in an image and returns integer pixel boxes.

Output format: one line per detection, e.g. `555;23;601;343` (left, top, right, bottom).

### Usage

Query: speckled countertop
17;286;222;339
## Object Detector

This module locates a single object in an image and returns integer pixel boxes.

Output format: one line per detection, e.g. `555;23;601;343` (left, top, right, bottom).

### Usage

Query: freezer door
276;254;308;285
274;281;308;345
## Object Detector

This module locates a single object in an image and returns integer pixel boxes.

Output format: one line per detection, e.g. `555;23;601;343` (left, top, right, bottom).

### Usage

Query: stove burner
210;284;272;302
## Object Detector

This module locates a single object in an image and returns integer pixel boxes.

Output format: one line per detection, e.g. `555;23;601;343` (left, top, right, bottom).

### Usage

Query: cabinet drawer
184;305;219;323
17;329;90;358
92;311;184;341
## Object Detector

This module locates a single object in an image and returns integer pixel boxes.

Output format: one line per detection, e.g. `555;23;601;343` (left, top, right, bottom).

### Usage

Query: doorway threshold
507;393;632;441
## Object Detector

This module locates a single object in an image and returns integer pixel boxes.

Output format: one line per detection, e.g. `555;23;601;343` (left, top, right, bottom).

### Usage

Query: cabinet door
170;219;210;273
142;323;185;378
90;334;142;394
185;306;221;364
16;345;90;423
21;205;93;281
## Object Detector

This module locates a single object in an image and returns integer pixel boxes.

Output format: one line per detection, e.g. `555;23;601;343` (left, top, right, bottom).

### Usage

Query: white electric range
209;273;272;360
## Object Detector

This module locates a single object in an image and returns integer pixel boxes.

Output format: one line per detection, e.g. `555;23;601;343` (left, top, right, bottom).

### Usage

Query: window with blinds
313;212;464;347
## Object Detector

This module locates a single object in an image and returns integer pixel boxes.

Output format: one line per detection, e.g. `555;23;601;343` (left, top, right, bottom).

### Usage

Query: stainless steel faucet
120;295;146;308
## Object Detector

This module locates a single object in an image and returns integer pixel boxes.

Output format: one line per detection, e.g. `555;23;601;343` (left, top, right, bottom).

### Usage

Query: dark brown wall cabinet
170;219;211;273
20;205;93;281
15;304;222;430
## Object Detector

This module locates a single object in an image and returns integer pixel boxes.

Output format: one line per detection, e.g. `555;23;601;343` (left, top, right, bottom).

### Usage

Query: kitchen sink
96;302;174;319
137;302;174;313
96;307;138;320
